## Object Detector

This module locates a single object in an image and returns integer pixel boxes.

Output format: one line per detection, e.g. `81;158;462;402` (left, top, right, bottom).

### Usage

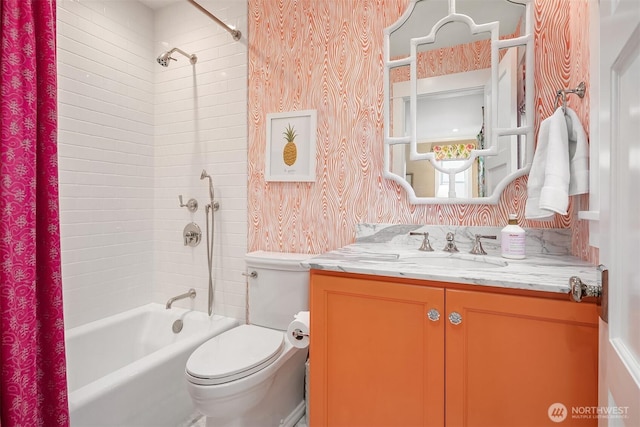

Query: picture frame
265;110;317;182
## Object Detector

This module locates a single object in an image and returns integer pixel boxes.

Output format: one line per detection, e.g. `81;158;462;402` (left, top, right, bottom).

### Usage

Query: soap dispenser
501;214;525;259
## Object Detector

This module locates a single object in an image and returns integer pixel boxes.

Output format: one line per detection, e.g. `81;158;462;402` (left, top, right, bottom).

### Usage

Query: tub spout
166;288;196;309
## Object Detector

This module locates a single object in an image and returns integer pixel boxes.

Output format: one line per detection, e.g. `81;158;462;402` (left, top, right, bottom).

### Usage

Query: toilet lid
186;325;284;385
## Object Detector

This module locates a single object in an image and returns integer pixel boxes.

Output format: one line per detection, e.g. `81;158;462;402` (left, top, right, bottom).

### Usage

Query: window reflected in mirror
405;140;480;198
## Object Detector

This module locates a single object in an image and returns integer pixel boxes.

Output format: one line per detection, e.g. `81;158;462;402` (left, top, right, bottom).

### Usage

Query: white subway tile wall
57;0;248;328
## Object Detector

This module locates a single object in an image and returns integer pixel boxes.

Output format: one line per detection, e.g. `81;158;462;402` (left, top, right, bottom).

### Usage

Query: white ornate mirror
383;0;534;204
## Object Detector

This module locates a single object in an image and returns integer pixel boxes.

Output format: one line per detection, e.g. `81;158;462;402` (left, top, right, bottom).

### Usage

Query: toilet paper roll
286;311;310;349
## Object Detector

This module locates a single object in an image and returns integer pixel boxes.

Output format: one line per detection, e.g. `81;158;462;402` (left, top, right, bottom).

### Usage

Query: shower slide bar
186;0;242;41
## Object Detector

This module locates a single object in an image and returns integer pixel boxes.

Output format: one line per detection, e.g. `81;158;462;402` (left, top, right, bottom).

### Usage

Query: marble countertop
302;224;599;294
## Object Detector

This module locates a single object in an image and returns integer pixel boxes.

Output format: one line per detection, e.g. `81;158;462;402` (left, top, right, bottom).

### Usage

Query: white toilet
185;251;313;427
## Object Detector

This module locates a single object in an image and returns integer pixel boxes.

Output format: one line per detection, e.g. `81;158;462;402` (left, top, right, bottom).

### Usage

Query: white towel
525;107;570;219
565;107;589;195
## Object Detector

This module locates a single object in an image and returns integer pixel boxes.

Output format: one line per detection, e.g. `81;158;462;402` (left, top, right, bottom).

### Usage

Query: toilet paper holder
291;328;309;341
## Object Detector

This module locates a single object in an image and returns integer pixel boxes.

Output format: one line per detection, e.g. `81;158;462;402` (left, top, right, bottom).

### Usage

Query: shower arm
170;47;197;64
186;0;241;41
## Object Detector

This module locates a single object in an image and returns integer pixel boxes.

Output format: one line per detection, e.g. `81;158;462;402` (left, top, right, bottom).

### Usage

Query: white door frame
597;0;640;425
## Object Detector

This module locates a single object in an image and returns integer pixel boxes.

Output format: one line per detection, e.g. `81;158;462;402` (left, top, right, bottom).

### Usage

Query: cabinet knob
427;308;440;322
448;311;462;325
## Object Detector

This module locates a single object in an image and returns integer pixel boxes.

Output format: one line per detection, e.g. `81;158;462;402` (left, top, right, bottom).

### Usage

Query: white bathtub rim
66;304;239;411
65;303;219;339
68;316;239;411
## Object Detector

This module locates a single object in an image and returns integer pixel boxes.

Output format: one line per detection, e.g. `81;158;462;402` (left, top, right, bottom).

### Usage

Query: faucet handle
470;234;497;255
409;231;434;252
183;223;202;247
178;195;199;212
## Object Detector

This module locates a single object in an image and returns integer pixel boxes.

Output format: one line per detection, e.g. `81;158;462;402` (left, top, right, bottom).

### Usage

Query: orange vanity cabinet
309;270;446;427
309;270;599;427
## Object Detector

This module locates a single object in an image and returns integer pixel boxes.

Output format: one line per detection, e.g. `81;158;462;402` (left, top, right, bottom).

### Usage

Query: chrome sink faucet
442;232;459;253
166;288;196;309
470;234;497;255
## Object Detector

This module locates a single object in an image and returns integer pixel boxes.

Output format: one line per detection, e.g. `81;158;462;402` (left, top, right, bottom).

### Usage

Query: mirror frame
383;0;534;204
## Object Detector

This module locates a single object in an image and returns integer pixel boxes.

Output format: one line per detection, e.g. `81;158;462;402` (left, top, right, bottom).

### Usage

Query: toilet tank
245;251;314;330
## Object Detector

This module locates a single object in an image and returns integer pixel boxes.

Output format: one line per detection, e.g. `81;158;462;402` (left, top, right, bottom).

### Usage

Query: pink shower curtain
0;0;70;426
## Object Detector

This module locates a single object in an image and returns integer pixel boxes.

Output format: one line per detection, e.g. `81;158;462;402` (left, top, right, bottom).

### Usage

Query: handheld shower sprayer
156;47;198;67
200;169;215;209
200;169;218;317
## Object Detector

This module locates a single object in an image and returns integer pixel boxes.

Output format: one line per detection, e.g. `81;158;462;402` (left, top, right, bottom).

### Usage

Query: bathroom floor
187;413;308;427
295;414;308;427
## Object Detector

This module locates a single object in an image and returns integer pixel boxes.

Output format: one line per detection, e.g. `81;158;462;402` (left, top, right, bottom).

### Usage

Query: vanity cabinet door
309;272;445;427
445;289;599;427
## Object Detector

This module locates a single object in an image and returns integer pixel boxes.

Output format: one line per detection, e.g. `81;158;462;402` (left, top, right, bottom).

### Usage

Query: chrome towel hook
556;81;586;113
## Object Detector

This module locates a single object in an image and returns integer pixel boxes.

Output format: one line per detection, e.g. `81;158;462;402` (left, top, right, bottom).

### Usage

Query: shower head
156;51;176;67
156;47;198;67
200;170;210;180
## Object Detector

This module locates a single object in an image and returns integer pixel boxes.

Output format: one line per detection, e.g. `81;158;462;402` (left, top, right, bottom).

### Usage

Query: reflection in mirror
389;0;525;58
383;0;534;204
484;44;528;195
405;140;480;198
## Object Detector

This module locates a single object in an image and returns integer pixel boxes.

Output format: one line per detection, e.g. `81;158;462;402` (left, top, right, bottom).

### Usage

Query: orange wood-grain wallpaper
248;0;595;262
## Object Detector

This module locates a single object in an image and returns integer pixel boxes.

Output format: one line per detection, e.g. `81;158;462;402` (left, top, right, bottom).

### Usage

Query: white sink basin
399;253;508;269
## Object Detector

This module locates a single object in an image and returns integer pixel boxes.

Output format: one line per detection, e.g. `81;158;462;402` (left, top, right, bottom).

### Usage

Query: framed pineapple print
265;110;317;182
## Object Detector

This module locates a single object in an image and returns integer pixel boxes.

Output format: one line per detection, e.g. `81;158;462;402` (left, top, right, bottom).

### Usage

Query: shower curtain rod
186;0;242;41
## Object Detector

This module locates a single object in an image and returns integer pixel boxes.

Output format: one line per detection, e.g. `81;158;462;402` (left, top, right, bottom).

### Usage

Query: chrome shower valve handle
178;195;199;213
183;223;202;247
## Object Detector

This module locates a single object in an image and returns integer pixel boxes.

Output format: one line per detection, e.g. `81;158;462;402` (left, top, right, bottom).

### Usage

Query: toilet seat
186;324;284;386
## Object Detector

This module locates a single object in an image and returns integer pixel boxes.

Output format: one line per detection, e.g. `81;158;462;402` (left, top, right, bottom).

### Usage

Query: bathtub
65;303;239;427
